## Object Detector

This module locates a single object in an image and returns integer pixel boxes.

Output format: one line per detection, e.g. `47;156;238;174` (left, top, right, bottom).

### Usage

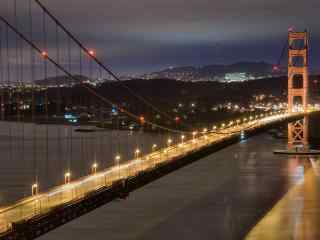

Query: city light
140;116;145;125
167;138;173;147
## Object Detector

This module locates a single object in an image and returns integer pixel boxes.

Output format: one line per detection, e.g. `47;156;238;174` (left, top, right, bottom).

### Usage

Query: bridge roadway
0;111;314;236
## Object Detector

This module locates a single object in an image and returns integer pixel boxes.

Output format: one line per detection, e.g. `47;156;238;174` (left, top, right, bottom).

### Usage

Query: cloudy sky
2;0;320;75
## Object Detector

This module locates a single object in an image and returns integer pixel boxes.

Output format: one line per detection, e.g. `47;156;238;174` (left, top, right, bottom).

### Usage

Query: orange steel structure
287;31;309;148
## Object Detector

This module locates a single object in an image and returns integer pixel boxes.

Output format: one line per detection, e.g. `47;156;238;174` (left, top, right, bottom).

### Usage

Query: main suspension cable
33;0;190;128
0;15;189;134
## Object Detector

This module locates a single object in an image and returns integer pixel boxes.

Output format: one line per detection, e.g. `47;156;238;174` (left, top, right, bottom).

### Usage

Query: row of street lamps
31;110;286;196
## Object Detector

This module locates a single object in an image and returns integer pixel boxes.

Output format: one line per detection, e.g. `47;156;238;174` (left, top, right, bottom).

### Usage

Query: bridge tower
287;30;309;149
288;31;309;111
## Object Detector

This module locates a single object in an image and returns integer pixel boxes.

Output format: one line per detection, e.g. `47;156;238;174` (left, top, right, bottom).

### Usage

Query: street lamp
115;155;121;179
91;162;98;174
64;172;71;184
32;183;38;196
135;148;141;159
167;138;173;147
152;144;157;152
181;135;185;144
192;131;197;142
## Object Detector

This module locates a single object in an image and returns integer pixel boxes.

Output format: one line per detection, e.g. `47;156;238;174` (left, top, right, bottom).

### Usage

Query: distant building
222;72;249;83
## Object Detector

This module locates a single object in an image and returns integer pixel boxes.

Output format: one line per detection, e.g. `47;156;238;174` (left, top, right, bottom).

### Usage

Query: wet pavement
245;158;320;240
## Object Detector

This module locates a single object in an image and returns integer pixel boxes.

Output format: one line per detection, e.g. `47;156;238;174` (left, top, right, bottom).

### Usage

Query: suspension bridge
0;0;319;239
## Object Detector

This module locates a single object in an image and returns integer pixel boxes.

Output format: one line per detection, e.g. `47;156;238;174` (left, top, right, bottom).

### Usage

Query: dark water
33;114;320;240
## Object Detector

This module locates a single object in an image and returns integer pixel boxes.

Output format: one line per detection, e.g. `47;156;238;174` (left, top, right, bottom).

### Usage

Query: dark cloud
1;0;319;74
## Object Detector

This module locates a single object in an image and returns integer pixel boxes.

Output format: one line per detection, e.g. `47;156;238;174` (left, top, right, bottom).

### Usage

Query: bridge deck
0;111;313;235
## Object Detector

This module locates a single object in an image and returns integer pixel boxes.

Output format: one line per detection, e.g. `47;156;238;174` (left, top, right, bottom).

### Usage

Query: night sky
2;0;320;75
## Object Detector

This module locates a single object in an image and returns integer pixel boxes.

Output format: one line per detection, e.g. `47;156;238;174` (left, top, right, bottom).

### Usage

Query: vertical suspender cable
29;0;38;185
0;23;4;121
42;9;49;188
5;23;13;170
55;23;63;179
67;37;72;176
14;0;21;121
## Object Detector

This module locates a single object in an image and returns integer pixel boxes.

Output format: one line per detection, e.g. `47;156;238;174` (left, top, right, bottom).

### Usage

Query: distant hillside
34;75;90;86
142;61;275;81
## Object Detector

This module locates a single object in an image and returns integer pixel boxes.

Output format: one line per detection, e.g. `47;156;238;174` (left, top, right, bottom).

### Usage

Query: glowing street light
152;144;157;152
115;155;121;179
181;135;185;144
91;162;98;174
115;155;121;163
167;138;173;147
212;125;217;131
221;123;225;129
64;172;71;184
192;131;197;140
32;183;38;196
135;149;141;159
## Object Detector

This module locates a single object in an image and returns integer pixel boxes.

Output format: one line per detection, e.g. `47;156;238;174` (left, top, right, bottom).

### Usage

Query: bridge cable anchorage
32;0;191;129
0;15;189;135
